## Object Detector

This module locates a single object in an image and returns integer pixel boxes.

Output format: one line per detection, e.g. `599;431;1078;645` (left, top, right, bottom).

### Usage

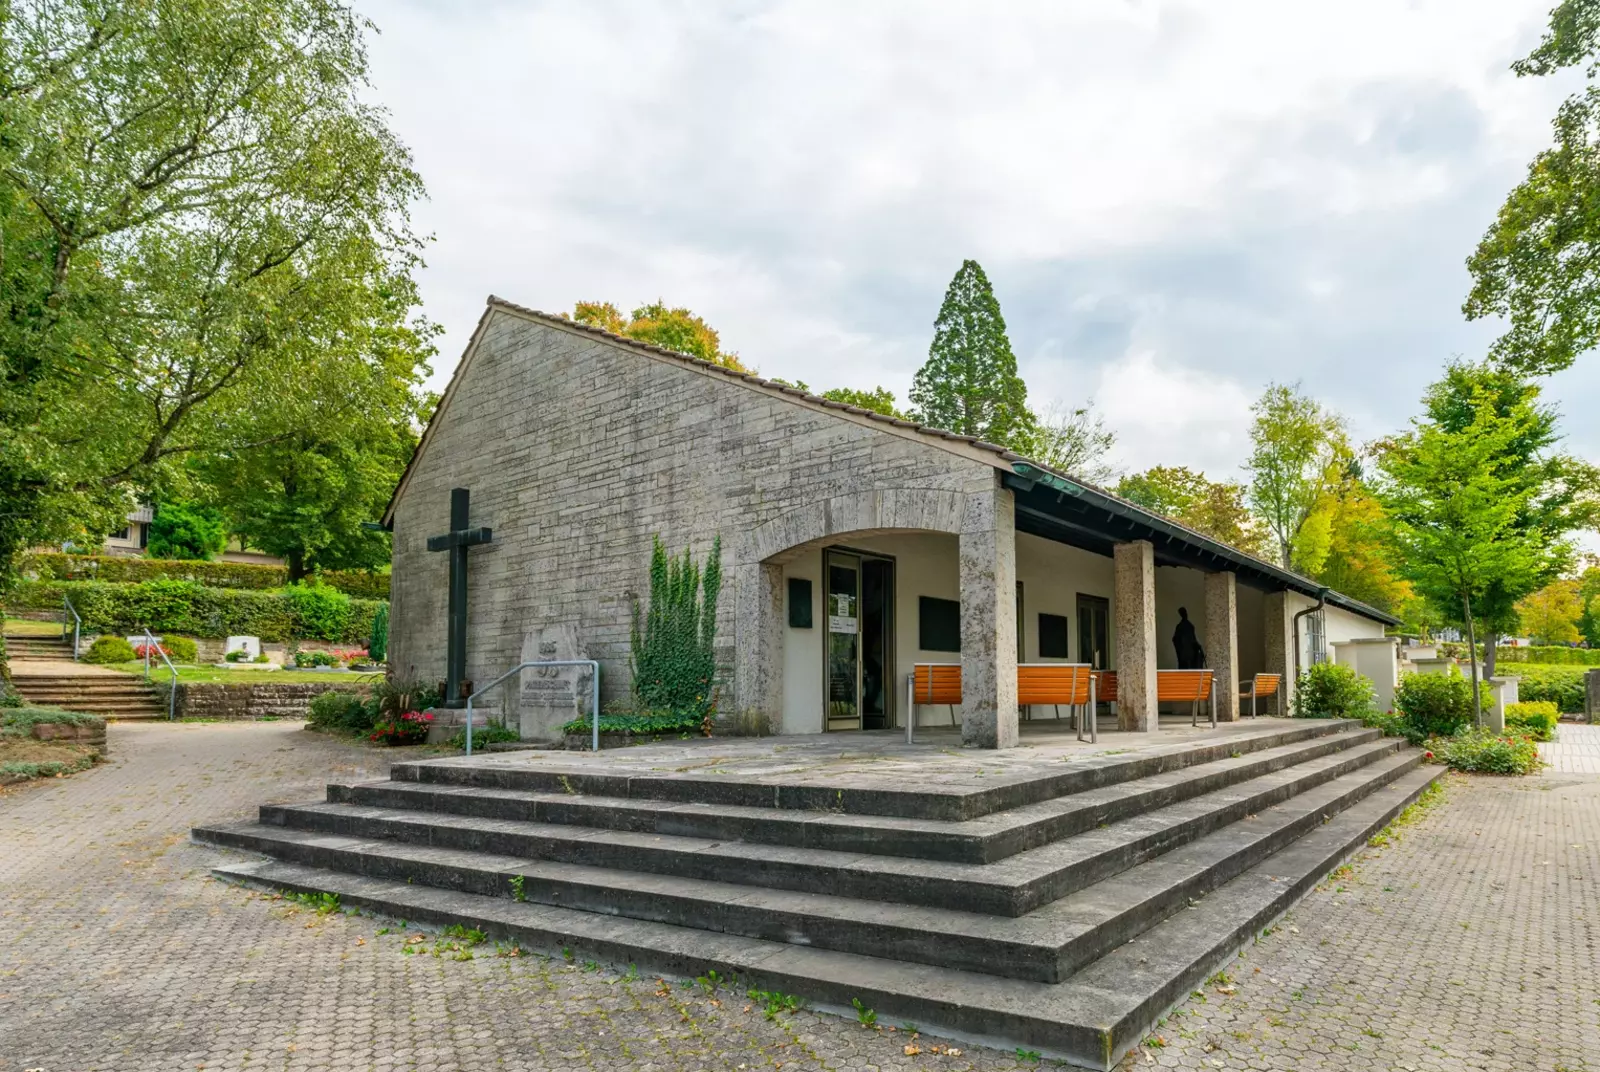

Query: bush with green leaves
7;579;380;643
2;706;103;735
1441;729;1542;775
630;535;721;720
1394;669;1489;744
369;601;389;662
560;710;703;737
84;635;136;664
146;502;227;561
371;678;441;721
306;690;379;735
446;722;521;750
1514;665;1586;713
1293;662;1375;719
1505;700;1559;741
163;636;198;663
283;583;351;640
21;551;389;599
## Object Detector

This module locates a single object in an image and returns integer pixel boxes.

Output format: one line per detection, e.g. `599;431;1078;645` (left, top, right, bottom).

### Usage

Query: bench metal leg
905;675;914;744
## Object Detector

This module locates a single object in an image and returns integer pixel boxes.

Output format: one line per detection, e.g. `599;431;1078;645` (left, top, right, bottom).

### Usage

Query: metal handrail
464;659;601;756
62;596;82;661
140;627;179;720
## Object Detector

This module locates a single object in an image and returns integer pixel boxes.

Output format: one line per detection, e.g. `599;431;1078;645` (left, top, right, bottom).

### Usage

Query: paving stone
0;721;1595;1071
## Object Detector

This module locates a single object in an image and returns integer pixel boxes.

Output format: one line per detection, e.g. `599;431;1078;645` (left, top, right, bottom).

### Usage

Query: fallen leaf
903;1045;921;1056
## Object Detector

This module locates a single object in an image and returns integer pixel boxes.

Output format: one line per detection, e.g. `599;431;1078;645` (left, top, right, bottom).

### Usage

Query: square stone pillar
1114;540;1158;732
732;560;784;730
959;484;1019;748
1263;591;1294;713
1204;571;1240;722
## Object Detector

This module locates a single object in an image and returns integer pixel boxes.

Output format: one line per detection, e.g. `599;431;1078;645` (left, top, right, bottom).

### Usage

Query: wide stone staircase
195;719;1439;1069
3;633;77;662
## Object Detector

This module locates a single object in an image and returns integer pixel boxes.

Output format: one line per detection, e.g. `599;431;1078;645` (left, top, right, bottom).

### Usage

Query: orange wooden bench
1018;663;1098;742
907;663;963;737
1239;673;1282;718
1157;668;1217;727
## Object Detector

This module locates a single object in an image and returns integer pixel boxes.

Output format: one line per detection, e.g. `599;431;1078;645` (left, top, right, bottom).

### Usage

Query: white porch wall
1153;566;1208;671
1285;592;1387;674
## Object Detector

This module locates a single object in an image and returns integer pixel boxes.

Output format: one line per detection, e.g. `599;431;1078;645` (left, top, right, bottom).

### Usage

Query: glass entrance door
825;550;894;731
1077;594;1110;669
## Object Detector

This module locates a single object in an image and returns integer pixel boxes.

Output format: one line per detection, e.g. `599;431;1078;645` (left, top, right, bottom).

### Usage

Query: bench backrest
1156;669;1214;702
1246;673;1281;698
1092;670;1118;702
1017;664;1093;706
911;663;963;705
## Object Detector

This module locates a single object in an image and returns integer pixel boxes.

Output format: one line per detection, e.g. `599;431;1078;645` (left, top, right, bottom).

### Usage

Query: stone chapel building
383;296;1396;747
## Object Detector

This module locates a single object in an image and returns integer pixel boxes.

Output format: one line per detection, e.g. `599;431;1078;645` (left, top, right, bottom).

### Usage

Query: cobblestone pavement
1542;720;1600;775
1;722;1596;1072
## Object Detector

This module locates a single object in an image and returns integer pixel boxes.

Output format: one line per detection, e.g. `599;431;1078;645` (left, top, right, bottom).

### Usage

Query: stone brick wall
388;305;1004;717
171;683;366;721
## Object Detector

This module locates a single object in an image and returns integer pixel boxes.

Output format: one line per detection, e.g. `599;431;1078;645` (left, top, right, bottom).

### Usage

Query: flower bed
369;710;433;746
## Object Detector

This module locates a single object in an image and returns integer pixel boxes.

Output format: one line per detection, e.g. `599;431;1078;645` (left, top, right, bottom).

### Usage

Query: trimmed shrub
146;502;227;560
1505;700;1559;741
2;706;103;735
85;636;136;664
1441;730;1543;775
283;583;351;641
446;722;521;750
7;579;381;643
20;551;388;599
1293;662;1375;719
164;636;198;663
369;601;389;663
1514;665;1586;713
561;710;702;736
1394;669;1488;744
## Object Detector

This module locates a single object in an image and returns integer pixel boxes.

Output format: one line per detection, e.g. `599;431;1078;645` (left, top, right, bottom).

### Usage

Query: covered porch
734;467;1394;748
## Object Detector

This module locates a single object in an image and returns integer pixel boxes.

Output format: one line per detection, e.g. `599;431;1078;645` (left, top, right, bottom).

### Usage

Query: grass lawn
3;617;67;637
102;661;382;686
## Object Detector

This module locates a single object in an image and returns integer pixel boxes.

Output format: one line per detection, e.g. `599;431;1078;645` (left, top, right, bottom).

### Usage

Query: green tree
1115;466;1273;558
908;260;1036;450
1246;383;1351;568
1294;473;1418;621
1031;402;1119;485
572;300;750;373
1516;578;1584;644
1464;0;1600;373
1578;561;1600;645
0;0;431;670
1376;364;1597;722
819;386;906;418
146;502;227;561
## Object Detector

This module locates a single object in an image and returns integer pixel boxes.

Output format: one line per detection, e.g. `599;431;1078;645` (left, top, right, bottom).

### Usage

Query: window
787;578;813;628
1038;613;1070;659
918;596;961;652
108;525;131;542
1306;609;1327;666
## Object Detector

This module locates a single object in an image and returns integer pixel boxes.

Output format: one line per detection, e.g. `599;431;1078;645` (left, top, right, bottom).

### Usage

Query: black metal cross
426;487;492;706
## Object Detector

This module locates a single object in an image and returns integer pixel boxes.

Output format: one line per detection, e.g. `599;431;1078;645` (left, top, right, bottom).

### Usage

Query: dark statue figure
1172;606;1206;669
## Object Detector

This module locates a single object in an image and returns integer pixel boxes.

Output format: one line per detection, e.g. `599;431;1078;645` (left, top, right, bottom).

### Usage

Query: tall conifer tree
909;261;1036;450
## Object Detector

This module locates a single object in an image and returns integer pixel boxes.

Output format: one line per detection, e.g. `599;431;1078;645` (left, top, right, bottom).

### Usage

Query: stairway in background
6;633;167;719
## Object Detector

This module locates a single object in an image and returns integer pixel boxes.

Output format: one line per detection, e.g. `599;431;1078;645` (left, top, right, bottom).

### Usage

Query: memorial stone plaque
518;622;592;742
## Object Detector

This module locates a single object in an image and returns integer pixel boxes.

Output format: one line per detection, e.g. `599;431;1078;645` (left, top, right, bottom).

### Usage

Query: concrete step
215;737;1403;918
334;727;1384;864
208;765;1442;1070
199;750;1419;983
389;719;1362;821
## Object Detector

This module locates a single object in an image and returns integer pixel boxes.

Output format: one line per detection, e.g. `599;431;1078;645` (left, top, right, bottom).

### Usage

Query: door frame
1077;593;1111;670
821;545;897;731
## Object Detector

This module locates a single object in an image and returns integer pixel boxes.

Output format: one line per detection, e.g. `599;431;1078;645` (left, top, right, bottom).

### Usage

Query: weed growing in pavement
1368;779;1447;848
851;997;877;1027
508;874;526;902
747;988;802;1020
1016;1048;1041;1062
285;890;341;915
696;969;727;993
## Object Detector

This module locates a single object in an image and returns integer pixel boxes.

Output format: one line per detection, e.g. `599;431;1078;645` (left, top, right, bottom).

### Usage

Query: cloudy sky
358;0;1598;486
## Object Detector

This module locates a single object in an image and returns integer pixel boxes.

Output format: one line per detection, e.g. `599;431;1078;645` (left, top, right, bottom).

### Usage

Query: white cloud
356;0;1595;481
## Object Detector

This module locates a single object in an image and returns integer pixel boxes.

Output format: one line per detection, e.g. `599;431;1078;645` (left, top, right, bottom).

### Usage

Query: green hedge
1513;665;1587;713
4;579;381;644
19;551;389;600
1436;642;1600;667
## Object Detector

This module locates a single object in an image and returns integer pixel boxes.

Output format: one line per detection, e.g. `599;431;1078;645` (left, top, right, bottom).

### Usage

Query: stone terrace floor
1;720;1596;1072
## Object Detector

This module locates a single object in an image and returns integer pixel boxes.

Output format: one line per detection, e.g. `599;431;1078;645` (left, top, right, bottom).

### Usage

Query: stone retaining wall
172;682;367;721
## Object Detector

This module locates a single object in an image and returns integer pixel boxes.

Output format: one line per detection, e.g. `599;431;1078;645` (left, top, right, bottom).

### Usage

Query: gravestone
226;636;261;659
517;622;593;742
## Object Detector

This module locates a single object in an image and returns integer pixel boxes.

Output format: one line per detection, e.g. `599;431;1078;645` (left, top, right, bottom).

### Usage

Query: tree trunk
287;549;308;584
1463;594;1483;731
1483;632;1498;681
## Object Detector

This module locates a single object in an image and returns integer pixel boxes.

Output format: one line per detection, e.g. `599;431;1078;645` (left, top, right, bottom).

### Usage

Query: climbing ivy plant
630;536;722;719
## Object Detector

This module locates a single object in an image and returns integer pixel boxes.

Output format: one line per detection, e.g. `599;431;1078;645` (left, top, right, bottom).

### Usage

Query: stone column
1262;591;1293;715
1587;669;1600;725
1114;540;1158;732
732;560;784;731
959;484;1019;749
1204;571;1240;722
